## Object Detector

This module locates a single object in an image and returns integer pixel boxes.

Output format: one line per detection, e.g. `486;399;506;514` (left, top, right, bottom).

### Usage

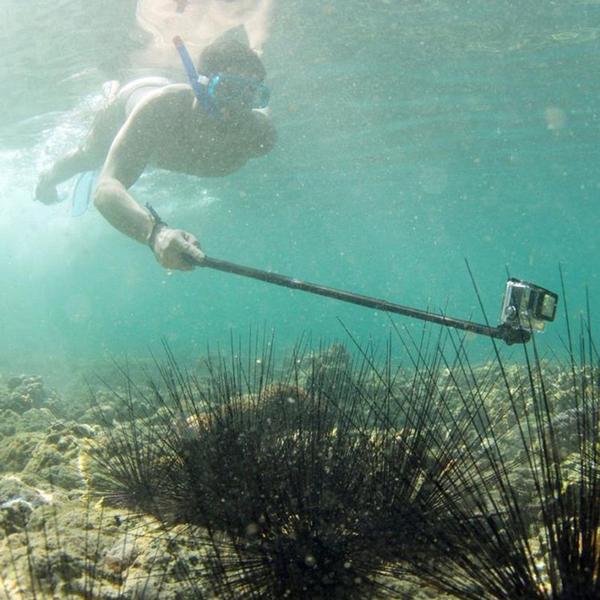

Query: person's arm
34;147;102;204
94;94;205;270
35;99;121;204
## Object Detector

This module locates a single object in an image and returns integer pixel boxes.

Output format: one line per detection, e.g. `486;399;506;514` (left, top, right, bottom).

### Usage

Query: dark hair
198;38;266;80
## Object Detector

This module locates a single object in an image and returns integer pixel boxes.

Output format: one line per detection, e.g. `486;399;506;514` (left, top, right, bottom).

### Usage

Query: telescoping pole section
199;255;526;344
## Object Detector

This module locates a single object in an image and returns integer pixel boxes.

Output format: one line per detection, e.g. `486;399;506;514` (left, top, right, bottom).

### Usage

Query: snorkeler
34;33;276;272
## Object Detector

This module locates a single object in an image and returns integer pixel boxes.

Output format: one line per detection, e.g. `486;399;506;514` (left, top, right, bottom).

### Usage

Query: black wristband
145;203;168;251
148;222;166;252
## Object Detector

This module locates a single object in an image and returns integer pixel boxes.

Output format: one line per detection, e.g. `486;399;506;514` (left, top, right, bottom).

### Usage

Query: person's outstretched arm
94;94;205;271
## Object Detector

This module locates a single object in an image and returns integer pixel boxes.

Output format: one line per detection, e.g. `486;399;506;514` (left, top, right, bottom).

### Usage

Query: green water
1;1;599;382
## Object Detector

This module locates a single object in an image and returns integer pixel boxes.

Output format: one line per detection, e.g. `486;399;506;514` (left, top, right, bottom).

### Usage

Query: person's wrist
147;222;167;253
145;203;168;254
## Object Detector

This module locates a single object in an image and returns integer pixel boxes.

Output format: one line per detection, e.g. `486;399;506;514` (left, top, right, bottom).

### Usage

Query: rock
104;534;141;572
0;410;18;439
19;408;58;432
6;376;24;391
0;375;61;415
0;498;34;534
0;475;52;507
0;433;42;473
5;390;33;413
23;426;86;490
71;423;96;439
79;403;117;426
0;475;52;535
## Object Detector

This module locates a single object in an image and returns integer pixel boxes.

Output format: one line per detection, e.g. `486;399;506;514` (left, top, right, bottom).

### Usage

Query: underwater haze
1;0;599;382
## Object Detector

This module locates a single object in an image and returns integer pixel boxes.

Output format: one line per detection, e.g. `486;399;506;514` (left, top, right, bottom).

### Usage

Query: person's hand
34;171;61;204
151;226;205;271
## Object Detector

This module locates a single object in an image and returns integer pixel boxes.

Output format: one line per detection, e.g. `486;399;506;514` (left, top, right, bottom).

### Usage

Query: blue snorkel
173;36;219;118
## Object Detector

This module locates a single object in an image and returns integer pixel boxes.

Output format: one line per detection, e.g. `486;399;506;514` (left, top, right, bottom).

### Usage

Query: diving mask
174;36;270;114
205;73;270;110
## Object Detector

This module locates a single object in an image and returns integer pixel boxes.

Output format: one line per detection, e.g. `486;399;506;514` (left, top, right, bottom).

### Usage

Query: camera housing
500;278;558;333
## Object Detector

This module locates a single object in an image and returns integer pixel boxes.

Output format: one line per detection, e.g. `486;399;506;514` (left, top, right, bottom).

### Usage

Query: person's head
198;38;269;115
198;38;266;81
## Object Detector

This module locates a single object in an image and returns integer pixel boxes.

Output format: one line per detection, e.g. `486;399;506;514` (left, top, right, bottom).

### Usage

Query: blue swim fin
71;170;99;217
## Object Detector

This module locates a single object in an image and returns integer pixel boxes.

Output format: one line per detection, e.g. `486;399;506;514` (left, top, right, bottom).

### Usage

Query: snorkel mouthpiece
173;36;218;117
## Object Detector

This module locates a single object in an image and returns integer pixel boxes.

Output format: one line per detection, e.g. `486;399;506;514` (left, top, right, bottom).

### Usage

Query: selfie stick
145;204;548;346
197;255;531;345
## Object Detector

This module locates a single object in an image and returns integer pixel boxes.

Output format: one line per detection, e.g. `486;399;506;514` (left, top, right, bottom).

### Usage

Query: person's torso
144;87;271;177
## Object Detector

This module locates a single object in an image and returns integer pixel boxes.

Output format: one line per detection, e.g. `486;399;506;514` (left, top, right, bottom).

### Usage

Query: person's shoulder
118;84;192;139
247;110;276;156
155;83;194;98
142;84;193;111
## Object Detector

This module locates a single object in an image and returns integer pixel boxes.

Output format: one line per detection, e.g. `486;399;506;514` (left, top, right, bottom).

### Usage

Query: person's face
208;71;270;116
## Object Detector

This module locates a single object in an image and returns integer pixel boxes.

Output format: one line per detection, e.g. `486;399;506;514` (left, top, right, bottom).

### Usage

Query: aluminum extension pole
197;255;529;344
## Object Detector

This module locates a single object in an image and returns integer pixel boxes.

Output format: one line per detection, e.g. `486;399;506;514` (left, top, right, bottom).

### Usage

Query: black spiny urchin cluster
382;305;600;599
88;292;600;600
89;338;468;599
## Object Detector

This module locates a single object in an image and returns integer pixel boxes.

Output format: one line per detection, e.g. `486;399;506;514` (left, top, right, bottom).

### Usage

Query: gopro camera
500;278;558;334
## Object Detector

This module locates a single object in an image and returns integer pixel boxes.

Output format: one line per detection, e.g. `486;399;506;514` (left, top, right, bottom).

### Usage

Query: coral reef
86;341;524;598
1;326;598;599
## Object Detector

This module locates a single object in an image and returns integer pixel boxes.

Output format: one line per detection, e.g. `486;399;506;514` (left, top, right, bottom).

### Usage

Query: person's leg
35;101;124;204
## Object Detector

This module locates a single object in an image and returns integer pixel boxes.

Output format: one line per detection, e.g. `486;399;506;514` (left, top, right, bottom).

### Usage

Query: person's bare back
140;86;274;177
